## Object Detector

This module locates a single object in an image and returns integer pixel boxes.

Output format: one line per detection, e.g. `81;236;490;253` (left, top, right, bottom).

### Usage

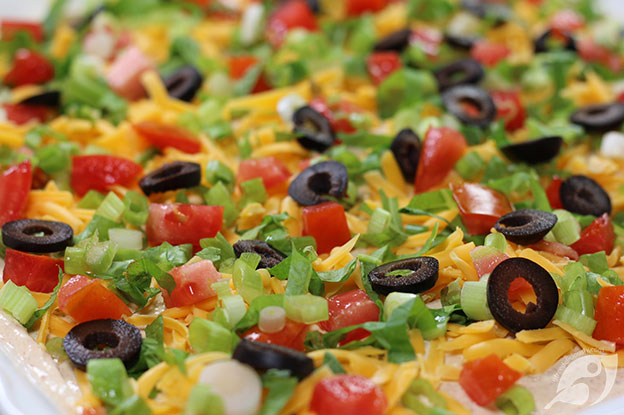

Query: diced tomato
0;160;32;227
267;0;318;47
507;277;533;300
161;260;220;308
414;127;467;193
366;51;402;85
410;27;442;58
550;10;584;36
577;38;621;73
593;285;624;344
302;202;351;255
491;90;526;132
2;249;63;293
58;275;131;323
1;21;43;42
237;156;291;194
3;49;54;87
243;319;309;351
469;246;509;278
228;55;271;94
146;203;224;251
345;0;389;16
70;155;142;197
570;213;615;256
310;375;387;415
452;183;512;235
105;46;154;101
546;177;563;210
618;91;624;104
459;354;522;406
319;289;380;345
528;240;579;261
132;122;201;154
470;41;510;67
2;103;48;125
309;98;359;134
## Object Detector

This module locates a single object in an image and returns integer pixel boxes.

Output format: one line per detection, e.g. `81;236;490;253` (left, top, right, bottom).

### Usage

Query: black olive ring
559;175;612;217
163;66;203;102
462;0;510;21
2;219;73;253
63;319;142;371
292;106;336;153
233;240;286;269
494;209;558;245
374;28;412;52
570;103;624;133
442;85;496;128
368;257;439;296
288;160;348;206
20;90;61;108
534;29;576;53
444;33;478;50
434;58;484;91
233;339;314;379
391;128;421;183
500;136;563;165
139;161;202;196
487;257;559;332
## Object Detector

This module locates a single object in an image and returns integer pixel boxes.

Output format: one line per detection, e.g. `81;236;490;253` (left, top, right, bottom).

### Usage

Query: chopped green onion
283;295;328;324
563;290;594;318
441;279;462;307
111;394;151;415
239;252;261;269
45;337;68;362
189;318;234;353
455;151;485;180
554;306;597;336
495;385;536;415
205;182;239;226
0;280;38;324
184;384;225;415
484;233;507;252
221;295;247;328
95;192;125;222
86;358;133;407
232;258;264;303
368;208;391;234
211;280;232;300
461;280;493;321
402;378;447;414
562;262;587;292
36;144;71;174
64;245;88;275
579;252;609;274
77;190;106;209
75;214;123;243
123;191;149;227
85;241;118;275
259;306;286;333
240;178;268;207
550;209;581;245
108;228;143;251
384;292;417;318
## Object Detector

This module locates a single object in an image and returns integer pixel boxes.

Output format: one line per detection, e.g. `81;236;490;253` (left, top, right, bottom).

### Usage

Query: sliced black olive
20;91;61;108
139;161;201;196
534;29;576;53
368;257;439;296
163;66;203;102
306;0;320;13
233;240;286;269
292;106;336;152
500;136;563;165
461;0;510;21
233;339;314;379
64;319;142;371
560;175;612;217
570;103;624;133
390;128;421;183
444;33;478;50
374;28;412;52
288;160;348;206
434;59;484;91
487;257;559;332
2;219;73;253
494;209;557;245
442;85;496;128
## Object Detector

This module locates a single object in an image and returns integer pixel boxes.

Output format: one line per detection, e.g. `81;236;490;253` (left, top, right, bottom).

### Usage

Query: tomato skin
58;275;131;323
414;127;467;193
570;214;615;256
146;203;224;251
162;260;220;308
3;103;48;125
1;21;44;42
459;354;522;406
452;183;512;235
309;98;358;134
491;90;526;132
469;246;509;279
228;55;271;94
550;10;584;36
546;177;563;210
319;289;380;345
410;27;442;59
132;122;201;154
345;0;388;16
237;157;291;194
302;202;351;255
3;249;64;293
528;240;579;261
577;38;621;73
470;41;510;67
366;51;402;85
310;375;387;415
593;285;624;344
0;160;32;227
243;319;309;351
71;155;142;197
3;49;54;87
267;0;318;47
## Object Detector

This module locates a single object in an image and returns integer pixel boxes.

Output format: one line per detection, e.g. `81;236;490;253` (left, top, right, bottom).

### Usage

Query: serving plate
1;0;624;414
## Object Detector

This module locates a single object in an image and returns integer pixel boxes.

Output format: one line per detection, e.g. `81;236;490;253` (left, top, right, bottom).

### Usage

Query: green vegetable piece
495;385;536;415
0;280;38;324
185;384;225;415
189;318;235;353
402;378;447;415
87;358;133;407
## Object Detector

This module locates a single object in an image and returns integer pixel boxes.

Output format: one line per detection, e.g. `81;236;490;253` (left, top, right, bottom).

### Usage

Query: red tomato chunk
237;157;291;194
302;202;351;255
3;249;64;293
310;374;387;415
58;275;131;323
414;127;467;193
593;285;624;344
459;354;522;406
319;289;380;345
0;160;32;227
71;155;142;196
4;49;54;87
133;122;202;154
452;182;512;235
162;260;220;308
243;319;309;352
570;213;615;256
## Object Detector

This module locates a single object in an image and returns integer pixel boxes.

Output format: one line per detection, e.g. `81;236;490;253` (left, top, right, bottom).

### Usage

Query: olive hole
586;107;607;116
303;120;320;132
84;332;120;351
499;215;532;228
578;188;594;202
459;98;483;116
168;76;185;90
22;225;53;237
153;164;184;179
507;277;536;313
308;172;332;194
